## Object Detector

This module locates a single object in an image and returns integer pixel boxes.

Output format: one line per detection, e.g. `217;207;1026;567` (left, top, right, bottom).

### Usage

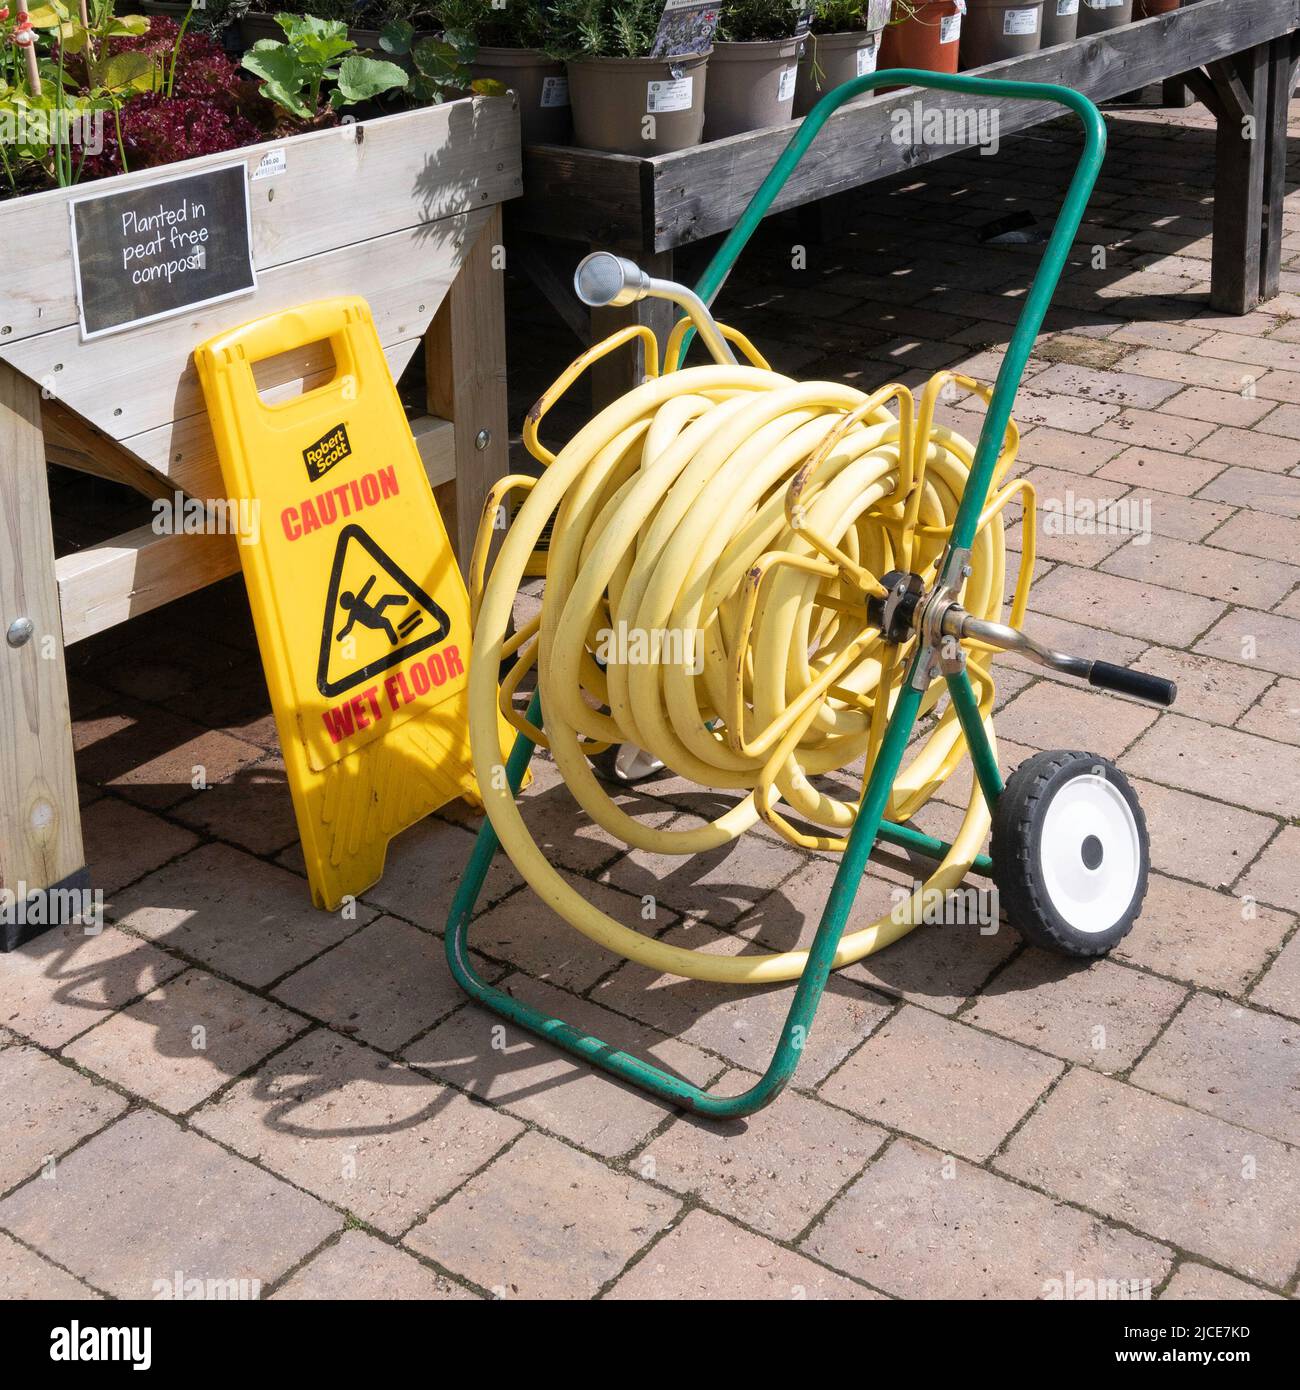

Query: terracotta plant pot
704;37;801;139
960;1;1044;67
1078;0;1134;35
473;46;571;145
1041;0;1080;47
880;1;964;78
568;50;709;155
1135;0;1179;15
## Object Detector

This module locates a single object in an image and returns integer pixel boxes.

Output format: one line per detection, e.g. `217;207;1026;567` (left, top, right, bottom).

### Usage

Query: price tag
541;75;570;108
940;14;962;43
1004;7;1040;34
778;65;797;102
251;148;287;181
647;75;695;113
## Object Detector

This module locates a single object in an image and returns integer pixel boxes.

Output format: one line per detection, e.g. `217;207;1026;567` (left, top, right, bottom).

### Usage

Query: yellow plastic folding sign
196;297;489;910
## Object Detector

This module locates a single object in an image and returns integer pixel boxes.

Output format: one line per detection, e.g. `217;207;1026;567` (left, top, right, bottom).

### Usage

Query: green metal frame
445;71;1107;1119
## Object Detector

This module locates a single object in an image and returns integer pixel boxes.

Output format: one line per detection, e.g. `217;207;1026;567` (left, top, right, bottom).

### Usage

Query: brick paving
3;92;1300;1300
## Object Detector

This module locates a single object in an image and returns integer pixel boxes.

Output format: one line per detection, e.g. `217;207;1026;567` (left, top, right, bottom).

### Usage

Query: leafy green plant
432;0;549;48
1;1;159;187
241;11;408;117
375;18;504;101
245;0;433;28
809;0;888;32
718;0;807;42
545;0;665;59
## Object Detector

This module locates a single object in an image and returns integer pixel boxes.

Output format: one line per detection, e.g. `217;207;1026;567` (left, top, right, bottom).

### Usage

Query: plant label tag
1087;0;1124;7
1057;0;1079;14
647;75;694;113
856;36;879;77
778;65;797;102
541;75;570;108
1004;7;1040;34
940;15;962;43
251;148;287;181
794;3;815;37
69;162;256;341
652;0;720;58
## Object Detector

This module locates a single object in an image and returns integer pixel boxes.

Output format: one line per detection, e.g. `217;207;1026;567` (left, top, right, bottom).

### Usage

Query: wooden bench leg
1206;45;1270;315
427;205;510;572
1162;77;1193;109
588;246;674;413
0;363;88;951
1261;35;1300;303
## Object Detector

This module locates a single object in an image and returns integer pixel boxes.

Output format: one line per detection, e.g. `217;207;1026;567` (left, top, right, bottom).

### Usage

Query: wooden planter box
0;96;522;941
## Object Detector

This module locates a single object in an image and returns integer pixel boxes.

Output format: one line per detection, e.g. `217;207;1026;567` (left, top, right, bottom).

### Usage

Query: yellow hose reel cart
446;71;1177;1119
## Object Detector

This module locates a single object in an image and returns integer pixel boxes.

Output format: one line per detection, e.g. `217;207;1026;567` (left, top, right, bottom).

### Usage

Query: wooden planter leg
428;205;510;571
1205;45;1269;315
587;245;674;413
0;363;88;951
1261;35;1300;303
1162;78;1192;109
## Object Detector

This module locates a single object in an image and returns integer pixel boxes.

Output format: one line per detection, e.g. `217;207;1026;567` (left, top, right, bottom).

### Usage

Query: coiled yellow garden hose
466;327;1036;986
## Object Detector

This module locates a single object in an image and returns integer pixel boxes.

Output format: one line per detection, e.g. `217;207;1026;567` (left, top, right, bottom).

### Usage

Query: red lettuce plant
79;17;280;178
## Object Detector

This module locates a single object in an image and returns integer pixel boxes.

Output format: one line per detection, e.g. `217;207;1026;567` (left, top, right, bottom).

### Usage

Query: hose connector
573;252;739;367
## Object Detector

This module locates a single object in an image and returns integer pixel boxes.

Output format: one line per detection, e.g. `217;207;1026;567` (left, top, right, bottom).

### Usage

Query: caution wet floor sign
196;297;497;910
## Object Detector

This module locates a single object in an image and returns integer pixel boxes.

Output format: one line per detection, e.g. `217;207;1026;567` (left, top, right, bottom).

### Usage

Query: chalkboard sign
69;162;257;340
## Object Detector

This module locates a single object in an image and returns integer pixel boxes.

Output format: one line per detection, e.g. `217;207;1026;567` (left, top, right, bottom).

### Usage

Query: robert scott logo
303;423;352;482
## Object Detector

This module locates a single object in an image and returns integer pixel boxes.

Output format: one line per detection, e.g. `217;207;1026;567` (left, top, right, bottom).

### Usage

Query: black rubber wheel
991;749;1150;958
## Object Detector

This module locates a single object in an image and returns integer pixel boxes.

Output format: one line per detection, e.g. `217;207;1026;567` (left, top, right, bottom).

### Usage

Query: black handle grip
1088;662;1177;707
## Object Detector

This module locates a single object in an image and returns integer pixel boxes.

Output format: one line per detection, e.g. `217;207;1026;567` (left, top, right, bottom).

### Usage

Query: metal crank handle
952;613;1178;709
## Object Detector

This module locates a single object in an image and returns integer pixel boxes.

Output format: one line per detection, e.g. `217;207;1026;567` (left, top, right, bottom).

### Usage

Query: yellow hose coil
468;336;1036;985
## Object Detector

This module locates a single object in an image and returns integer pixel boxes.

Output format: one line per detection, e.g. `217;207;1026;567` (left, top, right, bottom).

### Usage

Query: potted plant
1041;0;1077;45
548;0;710;156
878;0;963;76
704;1;805;140
240;12;409;118
433;0;569;144
241;0;429;53
794;0;890;116
960;1;1043;67
1078;0;1132;35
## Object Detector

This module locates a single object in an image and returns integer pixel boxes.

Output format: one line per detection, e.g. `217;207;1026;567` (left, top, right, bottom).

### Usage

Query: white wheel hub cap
1038;772;1142;934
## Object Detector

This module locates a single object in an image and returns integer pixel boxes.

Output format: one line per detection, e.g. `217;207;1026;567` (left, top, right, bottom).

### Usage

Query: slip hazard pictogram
317;524;451;698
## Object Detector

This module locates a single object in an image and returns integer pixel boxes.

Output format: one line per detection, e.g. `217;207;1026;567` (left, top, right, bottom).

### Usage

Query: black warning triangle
316;523;452;698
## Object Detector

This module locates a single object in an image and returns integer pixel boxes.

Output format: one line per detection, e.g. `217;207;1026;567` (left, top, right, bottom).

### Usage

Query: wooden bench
0;96;521;941
513;0;1300;400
